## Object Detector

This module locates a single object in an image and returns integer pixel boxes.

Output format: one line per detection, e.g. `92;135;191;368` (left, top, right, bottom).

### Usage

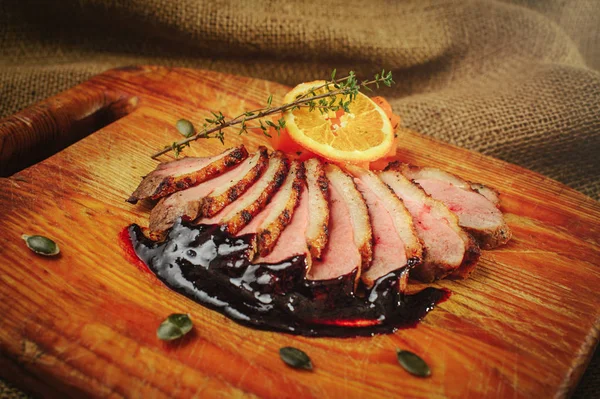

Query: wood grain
0;66;598;399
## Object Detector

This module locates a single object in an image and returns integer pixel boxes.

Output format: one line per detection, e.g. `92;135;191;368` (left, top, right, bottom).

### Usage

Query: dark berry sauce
126;220;450;337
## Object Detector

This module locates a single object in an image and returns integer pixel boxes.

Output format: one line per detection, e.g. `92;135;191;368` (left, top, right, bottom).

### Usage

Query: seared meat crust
219;152;290;235
200;147;269;217
304;158;330;260
147;147;268;236
257;161;306;257
127;145;248;203
149;193;200;236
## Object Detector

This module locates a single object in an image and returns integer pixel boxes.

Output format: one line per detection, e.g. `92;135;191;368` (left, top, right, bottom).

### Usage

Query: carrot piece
268;125;316;160
368;158;391;171
371;96;401;130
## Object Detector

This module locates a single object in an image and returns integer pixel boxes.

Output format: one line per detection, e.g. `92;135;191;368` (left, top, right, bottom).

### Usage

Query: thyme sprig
152;69;394;158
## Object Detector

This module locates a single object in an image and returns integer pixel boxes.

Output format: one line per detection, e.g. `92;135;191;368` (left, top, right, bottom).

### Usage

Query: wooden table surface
0;66;598;398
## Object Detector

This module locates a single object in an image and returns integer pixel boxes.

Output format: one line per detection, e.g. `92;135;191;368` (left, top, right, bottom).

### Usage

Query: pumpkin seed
396;349;431;377
22;234;60;256
176;119;195;137
279;347;313;370
157;313;193;341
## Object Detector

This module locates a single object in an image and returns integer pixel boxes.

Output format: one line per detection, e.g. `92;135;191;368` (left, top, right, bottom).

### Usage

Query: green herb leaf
396;349;431;377
216;130;225;144
279;347;313;370
157;313;193;341
176;119;195;137
22;234;60;256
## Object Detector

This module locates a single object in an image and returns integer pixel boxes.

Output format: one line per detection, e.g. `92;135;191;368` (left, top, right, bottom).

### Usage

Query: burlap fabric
0;0;598;397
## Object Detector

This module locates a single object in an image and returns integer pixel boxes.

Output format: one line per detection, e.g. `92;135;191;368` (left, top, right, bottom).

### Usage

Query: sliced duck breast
397;163;511;249
199;147;269;218
324;164;373;271
127;145;248;203
304;158;330;259
149;191;203;237
239;160;306;257
470;183;500;207
148;147;268;235
254;186;311;266
306;175;361;281
379;167;480;282
345;165;423;288
198;151;290;235
307;164;372;283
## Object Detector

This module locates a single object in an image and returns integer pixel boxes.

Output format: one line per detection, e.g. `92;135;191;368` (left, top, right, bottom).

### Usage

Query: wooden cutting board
0;66;599;399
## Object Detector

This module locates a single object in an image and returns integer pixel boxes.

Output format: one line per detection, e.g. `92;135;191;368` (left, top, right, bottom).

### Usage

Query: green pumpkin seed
22;234;60;256
176;119;195;137
157;313;193;341
396;349;431;377
279;347;313;370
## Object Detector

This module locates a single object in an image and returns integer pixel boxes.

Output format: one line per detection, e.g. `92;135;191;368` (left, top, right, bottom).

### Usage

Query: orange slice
282;80;394;163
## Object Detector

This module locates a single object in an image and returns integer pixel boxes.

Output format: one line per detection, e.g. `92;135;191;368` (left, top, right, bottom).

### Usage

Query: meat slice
379;167;480;282
304;158;330;259
149;191;203;237
306;174;361;281
307;164;371;282
254;186;311;265
470;183;500;206
198;151;290;235
127;145;248;203
200;147;269;217
325;164;373;271
239;160;305;257
148;148;268;235
397;163;511;249
345;165;423;288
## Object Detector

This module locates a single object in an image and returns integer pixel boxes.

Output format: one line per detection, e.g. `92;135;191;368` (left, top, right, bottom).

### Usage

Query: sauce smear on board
126;220;449;337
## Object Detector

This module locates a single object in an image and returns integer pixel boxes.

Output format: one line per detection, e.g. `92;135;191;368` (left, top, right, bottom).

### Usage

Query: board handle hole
0;92;138;176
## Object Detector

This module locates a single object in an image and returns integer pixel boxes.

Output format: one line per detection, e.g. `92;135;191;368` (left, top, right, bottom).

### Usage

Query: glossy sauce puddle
122;219;449;337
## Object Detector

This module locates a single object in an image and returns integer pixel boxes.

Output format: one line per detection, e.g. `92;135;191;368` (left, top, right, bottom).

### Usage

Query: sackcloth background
1;0;598;397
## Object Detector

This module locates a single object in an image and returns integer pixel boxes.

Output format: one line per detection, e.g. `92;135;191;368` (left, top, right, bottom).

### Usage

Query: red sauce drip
118;226;152;275
314;319;381;327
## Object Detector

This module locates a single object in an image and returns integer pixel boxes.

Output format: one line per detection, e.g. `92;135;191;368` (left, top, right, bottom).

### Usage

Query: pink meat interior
164;161;247;208
307;182;361;280
157;150;229;177
355;178;407;283
402;197;463;267
255;189;309;263
417;206;464;266
417;179;503;230
198;159;272;225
